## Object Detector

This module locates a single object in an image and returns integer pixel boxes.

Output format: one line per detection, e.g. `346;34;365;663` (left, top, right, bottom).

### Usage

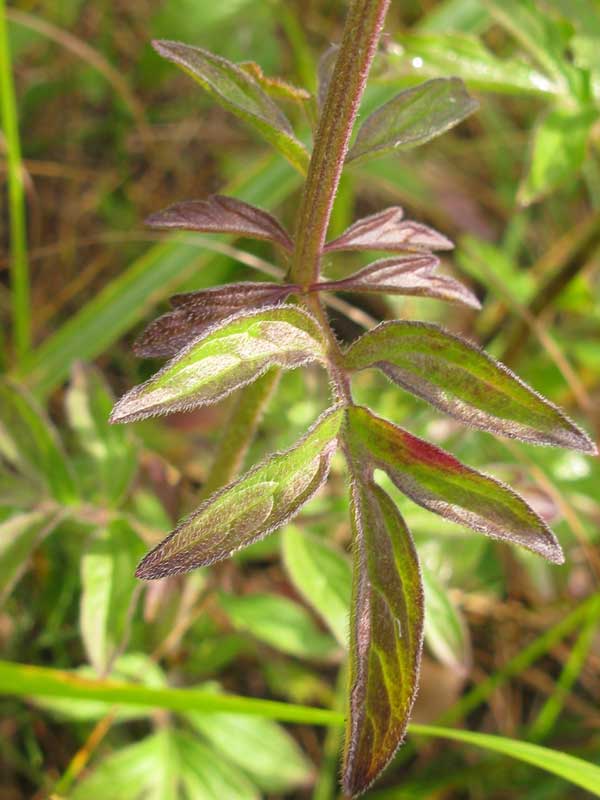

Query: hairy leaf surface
324;206;453;253
135;407;343;578
153;40;309;173
111;306;324;423
146;195;294;251
347;78;478;164
345;321;596;452
347;406;564;563
318;256;480;308
134;283;296;358
343;473;423;795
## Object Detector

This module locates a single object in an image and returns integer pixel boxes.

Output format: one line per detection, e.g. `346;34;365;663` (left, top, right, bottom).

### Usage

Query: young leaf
111;306;324;424
324;206;453;253
282;526;351;647
346;78;478;165
80;521;144;674
345;321;596;452
343;475;424;796
134;283;297;359
0;382;78;504
219;592;339;660
518;107;597;205
317;256;480;309
146;194;294;251
135;406;343;578
152;40;309;174
186;709;314;793
346;405;564;564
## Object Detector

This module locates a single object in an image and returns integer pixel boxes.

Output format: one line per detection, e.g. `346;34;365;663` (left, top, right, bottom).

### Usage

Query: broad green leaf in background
342;474;424;796
346;78;478;165
345;321;596;451
219;592;339;661
152;40;309;174
0;382;77;504
187;709;314;792
135;406;343;578
518;106;598;205
282;526;351;647
0;511;61;603
421;564;471;672
175;731;259;800
80;521;144;674
347;406;564;564
110;306;325;424
395;34;562;96
65;363;137;505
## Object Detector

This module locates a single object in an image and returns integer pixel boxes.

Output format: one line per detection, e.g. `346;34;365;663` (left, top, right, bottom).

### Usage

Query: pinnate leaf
346;405;564;564
346;78;478;165
324;206;453;253
345;321;596;452
153;40;309;174
343;472;424;795
318;256;480;309
134;283;296;358
135;406;343;578
111;306;324;424
146;194;293;251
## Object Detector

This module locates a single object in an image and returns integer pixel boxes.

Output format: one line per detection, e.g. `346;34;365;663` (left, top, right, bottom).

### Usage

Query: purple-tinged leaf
346;78;479;165
345;321;596;453
134;282;297;358
343;472;423;795
135;406;343;578
324;206;453;253
152;40;310;174
111;306;324;424
346;405;565;564
317;256;480;309
146;194;294;252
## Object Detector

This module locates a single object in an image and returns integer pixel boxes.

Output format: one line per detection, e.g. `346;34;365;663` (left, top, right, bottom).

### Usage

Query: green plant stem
198;369;280;500
289;0;390;287
0;0;31;362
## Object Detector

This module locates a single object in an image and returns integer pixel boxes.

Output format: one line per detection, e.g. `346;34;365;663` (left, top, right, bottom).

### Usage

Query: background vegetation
1;0;600;797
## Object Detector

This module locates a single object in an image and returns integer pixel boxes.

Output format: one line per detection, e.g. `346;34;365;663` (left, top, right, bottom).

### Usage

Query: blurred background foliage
1;0;600;797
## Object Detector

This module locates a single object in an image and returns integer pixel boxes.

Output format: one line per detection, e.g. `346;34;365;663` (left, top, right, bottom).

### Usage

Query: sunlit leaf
80;521;144;674
219;592;339;660
65;363;137;504
111;306;324;424
282;526;351;647
324;206;453;253
421;564;470;672
342;473;424;796
346;406;564;564
134;283;296;358
345;321;596;452
346;78;478;165
153;40;309;173
518;106;597;205
146;194;294;251
0;511;60;603
187;709;314;793
175;731;259;800
318;256;480;309
135;406;343;577
0;382;78;504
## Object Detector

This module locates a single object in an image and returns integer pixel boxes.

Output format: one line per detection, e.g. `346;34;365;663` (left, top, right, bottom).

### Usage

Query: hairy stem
289;0;390;287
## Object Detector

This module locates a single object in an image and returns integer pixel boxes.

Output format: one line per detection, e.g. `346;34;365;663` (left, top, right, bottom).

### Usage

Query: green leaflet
135;406;343;578
346;406;564;564
518;106;598;205
346;78;478;165
153;40;309;174
345;320;596;452
343;472;424;796
110;306;325;424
